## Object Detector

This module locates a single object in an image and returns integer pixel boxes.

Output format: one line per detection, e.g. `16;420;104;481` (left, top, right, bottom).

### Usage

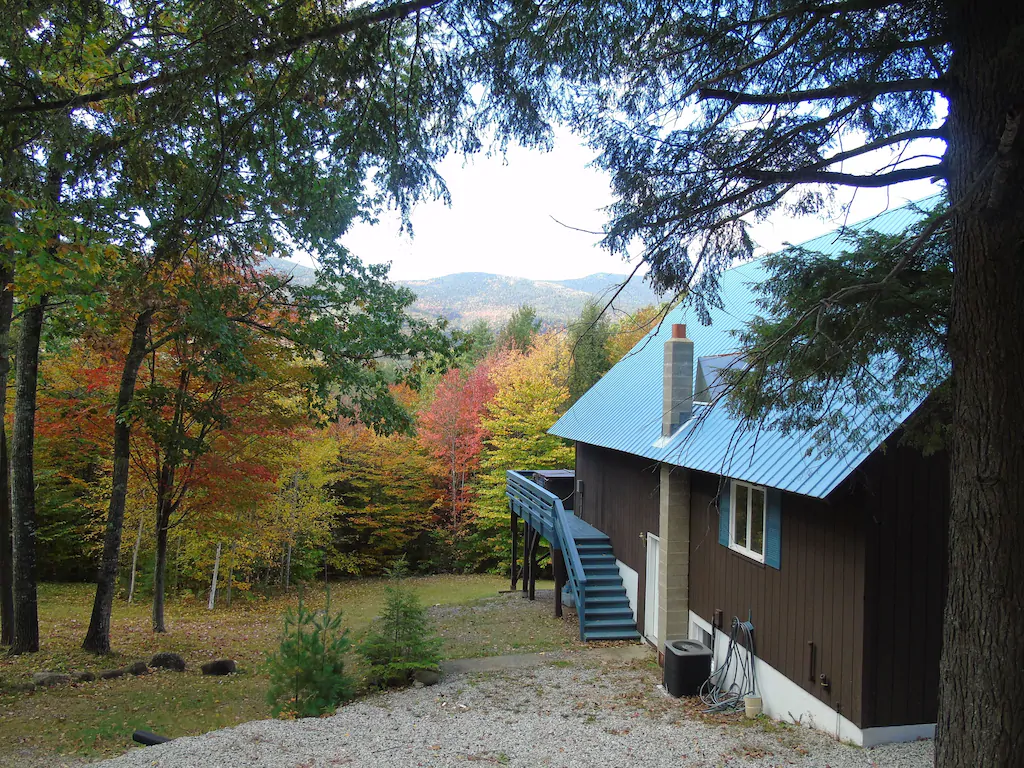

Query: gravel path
92;656;933;768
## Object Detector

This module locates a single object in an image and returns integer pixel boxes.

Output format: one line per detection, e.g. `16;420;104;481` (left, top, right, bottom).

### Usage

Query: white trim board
616;560;639;620
688;612;935;748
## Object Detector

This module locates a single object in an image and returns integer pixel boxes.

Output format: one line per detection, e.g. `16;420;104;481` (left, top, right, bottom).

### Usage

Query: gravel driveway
92;653;933;768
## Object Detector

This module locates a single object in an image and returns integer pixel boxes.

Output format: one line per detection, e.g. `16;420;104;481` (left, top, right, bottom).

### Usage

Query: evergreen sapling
267;594;354;717
359;559;442;687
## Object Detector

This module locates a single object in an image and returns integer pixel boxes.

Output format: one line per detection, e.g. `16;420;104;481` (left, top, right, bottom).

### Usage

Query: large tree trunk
83;309;154;653
0;265;14;647
10;298;46;654
938;4;1024;765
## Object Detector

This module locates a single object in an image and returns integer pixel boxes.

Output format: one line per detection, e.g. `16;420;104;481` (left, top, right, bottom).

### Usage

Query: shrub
359;559;442;687
266;596;355;717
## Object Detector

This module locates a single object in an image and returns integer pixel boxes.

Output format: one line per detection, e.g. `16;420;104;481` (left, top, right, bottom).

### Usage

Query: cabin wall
575;442;660;630
688;470;868;727
861;445;949;728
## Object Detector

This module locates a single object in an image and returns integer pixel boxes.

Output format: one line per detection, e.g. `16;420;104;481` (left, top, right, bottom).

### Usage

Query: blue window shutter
718;480;731;547
765;488;782;569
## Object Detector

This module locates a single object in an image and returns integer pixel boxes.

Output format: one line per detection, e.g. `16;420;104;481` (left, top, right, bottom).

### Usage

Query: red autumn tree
418;359;499;538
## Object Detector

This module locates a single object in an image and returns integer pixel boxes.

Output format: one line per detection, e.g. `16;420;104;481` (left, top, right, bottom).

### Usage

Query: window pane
734;484;748;549
750;488;765;555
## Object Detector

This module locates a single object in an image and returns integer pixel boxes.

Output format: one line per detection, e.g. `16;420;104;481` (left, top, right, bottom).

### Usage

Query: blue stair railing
506;470;589;640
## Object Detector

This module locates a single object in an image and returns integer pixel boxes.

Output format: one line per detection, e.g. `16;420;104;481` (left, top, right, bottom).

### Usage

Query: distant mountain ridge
400;271;660;327
262;258;660;328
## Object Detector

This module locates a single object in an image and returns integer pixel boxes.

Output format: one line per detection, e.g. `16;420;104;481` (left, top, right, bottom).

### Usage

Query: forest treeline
32;300;665;605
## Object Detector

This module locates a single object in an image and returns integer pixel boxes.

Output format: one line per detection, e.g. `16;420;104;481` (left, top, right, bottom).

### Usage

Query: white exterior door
644;533;660;644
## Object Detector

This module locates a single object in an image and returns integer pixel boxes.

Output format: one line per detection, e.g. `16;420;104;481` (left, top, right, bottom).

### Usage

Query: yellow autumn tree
468;332;574;569
607;304;669;364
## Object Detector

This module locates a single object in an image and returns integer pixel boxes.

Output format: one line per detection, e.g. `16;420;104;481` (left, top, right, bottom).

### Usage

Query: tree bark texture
10;298;46;654
152;480;175;633
152;367;189;634
83;309;154;653
0;265;14;647
939;3;1024;765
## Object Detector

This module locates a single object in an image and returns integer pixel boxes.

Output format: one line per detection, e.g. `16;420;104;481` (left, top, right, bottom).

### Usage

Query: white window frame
729;479;766;563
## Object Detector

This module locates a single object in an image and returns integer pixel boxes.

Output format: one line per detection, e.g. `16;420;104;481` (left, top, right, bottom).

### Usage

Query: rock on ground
91;654;934;768
201;659;236;676
31;673;71;688
150;652;187;672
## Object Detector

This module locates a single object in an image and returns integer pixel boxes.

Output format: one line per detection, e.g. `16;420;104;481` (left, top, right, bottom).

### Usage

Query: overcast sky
337;129;943;282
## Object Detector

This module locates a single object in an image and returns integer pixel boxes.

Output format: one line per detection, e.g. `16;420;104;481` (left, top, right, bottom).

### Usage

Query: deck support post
522;523;531;594
553;548;564;618
510;507;518;591
528;528;538;601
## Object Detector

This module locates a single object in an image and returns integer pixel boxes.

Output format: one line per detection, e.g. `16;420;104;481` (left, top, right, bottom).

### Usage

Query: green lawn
0;577;577;763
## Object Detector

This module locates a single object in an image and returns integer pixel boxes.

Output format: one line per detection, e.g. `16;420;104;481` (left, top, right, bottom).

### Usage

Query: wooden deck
506;470;639;642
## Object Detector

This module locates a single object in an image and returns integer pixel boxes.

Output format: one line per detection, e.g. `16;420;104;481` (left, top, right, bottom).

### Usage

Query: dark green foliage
730;202;951;453
567;300;612;405
359;560;442;687
497;305;541;351
266;597;355;718
459;320;496;367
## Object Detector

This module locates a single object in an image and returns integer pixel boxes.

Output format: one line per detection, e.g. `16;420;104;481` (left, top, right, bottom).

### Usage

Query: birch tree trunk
127;516;144;605
225;541;236;608
284;542;292;590
207;542;221;610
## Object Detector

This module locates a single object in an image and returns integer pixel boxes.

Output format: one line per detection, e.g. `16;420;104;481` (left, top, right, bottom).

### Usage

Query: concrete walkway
440;641;653;675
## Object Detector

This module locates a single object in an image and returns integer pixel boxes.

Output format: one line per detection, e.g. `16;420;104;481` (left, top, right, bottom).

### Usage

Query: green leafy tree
497;305;541;351
267;596;355;718
566;300;612;405
359;560;442;686
458;320;496;367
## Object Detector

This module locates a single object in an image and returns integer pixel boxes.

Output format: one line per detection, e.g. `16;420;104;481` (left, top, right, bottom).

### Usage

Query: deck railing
506;470;588;639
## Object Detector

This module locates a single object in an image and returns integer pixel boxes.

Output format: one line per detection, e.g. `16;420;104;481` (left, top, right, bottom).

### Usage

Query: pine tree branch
0;0;445;122
698;77;942;105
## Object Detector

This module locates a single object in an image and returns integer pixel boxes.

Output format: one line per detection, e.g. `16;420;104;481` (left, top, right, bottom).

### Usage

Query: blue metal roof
550;198;942;499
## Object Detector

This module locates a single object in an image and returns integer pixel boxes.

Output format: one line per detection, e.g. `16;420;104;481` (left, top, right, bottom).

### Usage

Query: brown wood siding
575;442;660;630
860;445;948;727
688;469;868;727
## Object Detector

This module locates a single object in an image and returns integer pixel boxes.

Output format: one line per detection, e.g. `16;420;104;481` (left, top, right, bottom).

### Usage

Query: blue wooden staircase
506;470;640;642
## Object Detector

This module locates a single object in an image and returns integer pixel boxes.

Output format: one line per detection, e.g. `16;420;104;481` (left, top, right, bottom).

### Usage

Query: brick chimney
662;323;694;437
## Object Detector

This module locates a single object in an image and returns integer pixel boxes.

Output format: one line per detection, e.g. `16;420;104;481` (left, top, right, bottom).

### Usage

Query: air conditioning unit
663;639;712;697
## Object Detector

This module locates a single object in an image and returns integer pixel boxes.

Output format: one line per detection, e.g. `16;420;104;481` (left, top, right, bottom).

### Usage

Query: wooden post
510;507;518;591
528;529;537;601
522;523;531;594
553;548;564;618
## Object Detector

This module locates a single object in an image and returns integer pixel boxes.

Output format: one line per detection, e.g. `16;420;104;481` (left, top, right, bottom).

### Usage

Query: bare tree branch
698;77;942;105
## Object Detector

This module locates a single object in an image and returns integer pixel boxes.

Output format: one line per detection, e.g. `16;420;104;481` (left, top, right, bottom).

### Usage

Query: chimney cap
671;323;687;339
